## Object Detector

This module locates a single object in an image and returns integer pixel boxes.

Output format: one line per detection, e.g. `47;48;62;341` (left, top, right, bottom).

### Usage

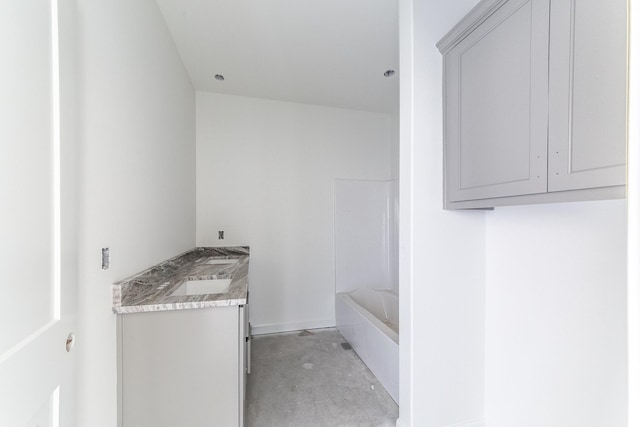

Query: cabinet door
120;308;240;427
444;0;550;203
548;0;627;191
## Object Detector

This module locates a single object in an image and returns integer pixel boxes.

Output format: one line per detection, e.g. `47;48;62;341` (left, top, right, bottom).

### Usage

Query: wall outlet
218;231;224;240
102;247;110;270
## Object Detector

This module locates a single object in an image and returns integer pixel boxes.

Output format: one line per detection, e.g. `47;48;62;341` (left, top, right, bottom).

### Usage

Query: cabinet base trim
446;185;625;210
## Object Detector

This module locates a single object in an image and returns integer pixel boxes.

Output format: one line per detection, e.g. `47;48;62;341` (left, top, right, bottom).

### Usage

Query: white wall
629;1;640;423
398;1;485;426
389;177;399;292
75;1;196;425
196;92;393;334
485;200;627;427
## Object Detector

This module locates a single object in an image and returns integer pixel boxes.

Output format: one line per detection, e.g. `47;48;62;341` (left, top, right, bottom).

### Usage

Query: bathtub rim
336;290;399;345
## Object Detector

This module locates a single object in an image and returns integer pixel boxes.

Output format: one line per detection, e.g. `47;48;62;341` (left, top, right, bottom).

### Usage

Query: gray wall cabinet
117;305;249;427
438;0;627;209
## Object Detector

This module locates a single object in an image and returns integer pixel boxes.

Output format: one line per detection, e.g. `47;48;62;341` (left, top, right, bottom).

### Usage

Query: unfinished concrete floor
245;328;398;427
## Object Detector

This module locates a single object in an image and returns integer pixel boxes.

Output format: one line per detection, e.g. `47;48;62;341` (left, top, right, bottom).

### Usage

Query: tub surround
113;246;249;314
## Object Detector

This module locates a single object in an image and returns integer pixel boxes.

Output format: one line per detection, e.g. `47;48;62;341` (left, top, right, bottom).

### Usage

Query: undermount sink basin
171;279;232;296
205;258;239;265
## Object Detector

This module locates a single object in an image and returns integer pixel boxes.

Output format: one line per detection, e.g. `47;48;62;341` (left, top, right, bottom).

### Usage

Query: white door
0;1;78;426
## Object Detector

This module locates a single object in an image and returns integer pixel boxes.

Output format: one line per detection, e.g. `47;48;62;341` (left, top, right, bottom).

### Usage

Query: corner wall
75;1;196;425
195;92;393;334
398;0;485;426
400;1;628;426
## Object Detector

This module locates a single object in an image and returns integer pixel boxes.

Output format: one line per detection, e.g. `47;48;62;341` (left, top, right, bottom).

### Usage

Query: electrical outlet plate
218;230;224;239
102;247;110;270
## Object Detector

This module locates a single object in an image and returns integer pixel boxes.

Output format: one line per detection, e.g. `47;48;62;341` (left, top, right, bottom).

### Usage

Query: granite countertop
113;247;249;314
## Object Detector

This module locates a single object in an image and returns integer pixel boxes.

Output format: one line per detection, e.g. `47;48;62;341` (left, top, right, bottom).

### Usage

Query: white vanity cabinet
117;304;250;427
439;0;627;209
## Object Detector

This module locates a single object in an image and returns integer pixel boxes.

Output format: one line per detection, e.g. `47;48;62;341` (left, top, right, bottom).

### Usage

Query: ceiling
155;0;399;113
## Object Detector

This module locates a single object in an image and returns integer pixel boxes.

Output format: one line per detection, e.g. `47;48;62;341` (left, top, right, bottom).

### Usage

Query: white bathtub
336;288;399;403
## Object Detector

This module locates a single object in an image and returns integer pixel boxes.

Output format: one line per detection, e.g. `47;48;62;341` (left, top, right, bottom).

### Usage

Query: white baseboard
446;418;485;427
250;319;335;336
395;418;483;427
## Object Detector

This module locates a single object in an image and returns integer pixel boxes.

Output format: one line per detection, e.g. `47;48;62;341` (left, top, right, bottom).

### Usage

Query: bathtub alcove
334;179;399;404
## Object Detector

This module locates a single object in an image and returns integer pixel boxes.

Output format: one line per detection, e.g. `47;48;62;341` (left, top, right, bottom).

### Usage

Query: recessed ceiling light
383;69;396;78
214;74;225;81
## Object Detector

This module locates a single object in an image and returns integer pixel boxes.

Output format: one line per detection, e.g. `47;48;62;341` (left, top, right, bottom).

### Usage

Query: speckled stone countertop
113;247;249;314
